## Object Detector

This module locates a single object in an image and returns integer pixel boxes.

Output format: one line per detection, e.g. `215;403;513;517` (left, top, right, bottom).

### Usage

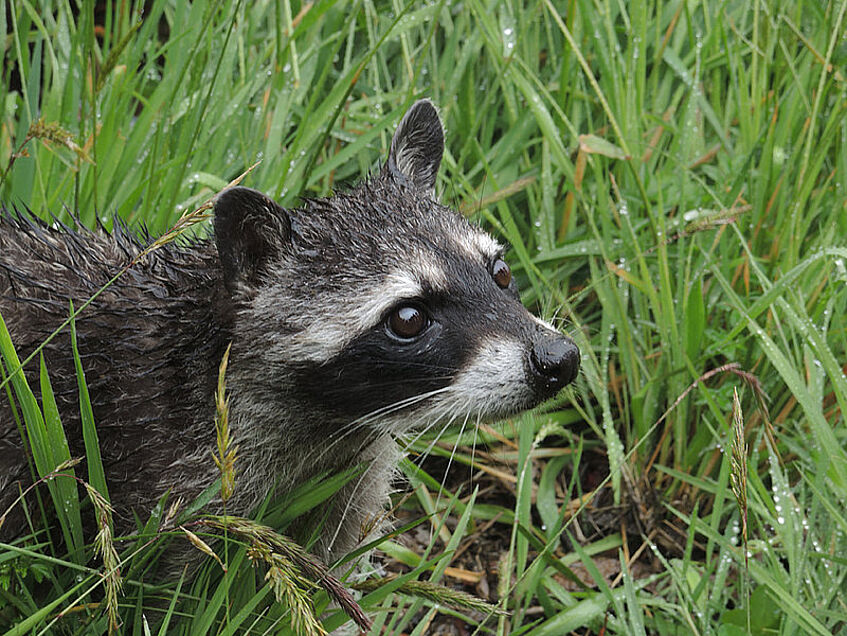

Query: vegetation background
1;0;846;634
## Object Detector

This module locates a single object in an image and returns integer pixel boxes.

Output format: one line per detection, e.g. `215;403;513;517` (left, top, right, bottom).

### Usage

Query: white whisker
311;386;454;465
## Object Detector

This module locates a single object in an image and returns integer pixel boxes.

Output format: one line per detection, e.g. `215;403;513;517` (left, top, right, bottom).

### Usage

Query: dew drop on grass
501;25;516;56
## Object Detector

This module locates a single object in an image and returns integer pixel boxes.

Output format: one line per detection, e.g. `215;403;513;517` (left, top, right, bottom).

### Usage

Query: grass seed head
200;515;371;632
83;483;122;634
730;388;749;566
213;343;238;503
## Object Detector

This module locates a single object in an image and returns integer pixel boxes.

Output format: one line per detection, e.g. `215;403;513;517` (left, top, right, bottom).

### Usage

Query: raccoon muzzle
528;334;580;397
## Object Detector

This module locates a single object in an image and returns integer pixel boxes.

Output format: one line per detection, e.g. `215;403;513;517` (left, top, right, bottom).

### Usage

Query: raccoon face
214;100;579;433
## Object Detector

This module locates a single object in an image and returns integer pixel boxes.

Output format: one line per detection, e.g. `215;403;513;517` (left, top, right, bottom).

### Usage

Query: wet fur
0;101;578;567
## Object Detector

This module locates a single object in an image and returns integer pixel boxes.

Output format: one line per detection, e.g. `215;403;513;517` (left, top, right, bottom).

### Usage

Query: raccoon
0;100;579;564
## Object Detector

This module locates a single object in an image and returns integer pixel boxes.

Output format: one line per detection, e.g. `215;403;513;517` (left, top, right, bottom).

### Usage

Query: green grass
2;0;846;634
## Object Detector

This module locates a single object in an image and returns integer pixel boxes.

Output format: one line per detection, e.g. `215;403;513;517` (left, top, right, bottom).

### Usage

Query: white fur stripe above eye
351;271;424;332
474;230;503;260
287;263;447;362
451;226;503;262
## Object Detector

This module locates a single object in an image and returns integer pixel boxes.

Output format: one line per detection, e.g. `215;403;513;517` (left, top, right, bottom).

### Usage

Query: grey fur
382;100;444;194
0;100;579;567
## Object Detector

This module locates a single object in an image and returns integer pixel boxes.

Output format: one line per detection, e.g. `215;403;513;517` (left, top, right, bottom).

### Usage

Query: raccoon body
0;101;579;563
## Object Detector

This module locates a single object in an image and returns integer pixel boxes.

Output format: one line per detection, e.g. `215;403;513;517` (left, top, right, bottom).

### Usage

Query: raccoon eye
387;304;428;339
492;259;512;289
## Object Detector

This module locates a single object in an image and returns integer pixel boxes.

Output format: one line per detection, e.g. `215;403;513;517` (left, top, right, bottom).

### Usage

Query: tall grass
1;0;846;634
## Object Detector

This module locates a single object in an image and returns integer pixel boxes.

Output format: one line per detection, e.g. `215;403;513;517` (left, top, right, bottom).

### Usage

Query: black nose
529;335;580;397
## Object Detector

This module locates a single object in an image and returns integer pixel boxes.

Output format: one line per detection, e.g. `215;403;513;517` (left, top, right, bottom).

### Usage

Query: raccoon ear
382;99;444;194
214;186;291;293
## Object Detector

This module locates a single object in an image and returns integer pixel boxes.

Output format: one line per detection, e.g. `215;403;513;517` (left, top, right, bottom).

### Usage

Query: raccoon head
214;100;579;435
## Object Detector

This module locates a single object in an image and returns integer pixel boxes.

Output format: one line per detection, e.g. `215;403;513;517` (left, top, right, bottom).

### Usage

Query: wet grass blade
38;354;85;560
0;312;84;561
69;301;109;502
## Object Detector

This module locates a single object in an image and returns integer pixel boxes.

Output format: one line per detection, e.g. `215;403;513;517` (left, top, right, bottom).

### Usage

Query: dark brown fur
0;215;231;533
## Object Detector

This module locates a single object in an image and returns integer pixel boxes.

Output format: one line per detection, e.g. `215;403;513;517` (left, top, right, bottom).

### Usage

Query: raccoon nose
529;336;580;395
